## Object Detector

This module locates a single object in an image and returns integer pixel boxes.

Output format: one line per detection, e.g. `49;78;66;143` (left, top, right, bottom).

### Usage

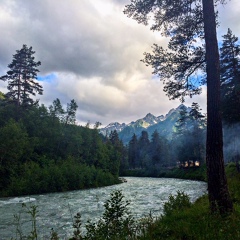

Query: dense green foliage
159;166;207;181
0;45;123;197
0;100;122;197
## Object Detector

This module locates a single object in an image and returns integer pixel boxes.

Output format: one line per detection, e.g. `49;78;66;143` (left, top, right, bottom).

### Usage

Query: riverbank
139;163;240;240
0;162;121;198
122;165;207;181
112;163;240;239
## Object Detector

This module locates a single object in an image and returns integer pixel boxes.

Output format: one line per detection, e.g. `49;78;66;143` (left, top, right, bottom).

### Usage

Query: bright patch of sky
37;73;57;82
90;0;114;16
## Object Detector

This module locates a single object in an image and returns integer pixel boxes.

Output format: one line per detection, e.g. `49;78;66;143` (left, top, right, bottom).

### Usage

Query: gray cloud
0;0;239;126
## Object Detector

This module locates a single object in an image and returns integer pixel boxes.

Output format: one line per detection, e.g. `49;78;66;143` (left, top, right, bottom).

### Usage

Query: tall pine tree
220;29;240;171
128;134;138;169
174;105;189;135
220;28;240;124
124;0;233;213
0;44;43;108
138;131;150;168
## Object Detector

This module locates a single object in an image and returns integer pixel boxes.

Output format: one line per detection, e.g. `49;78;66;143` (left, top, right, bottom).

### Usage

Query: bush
84;190;135;240
163;191;192;216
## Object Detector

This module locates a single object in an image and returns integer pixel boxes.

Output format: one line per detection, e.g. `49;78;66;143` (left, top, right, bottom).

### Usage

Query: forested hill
0;45;123;197
0;99;124;197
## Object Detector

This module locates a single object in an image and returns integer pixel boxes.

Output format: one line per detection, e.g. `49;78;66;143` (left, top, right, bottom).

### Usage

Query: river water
0;177;207;239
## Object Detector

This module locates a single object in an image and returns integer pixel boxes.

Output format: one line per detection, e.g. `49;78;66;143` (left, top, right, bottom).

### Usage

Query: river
0;177;207;239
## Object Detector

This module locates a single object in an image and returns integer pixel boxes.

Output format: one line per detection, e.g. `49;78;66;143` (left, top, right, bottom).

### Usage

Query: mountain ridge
100;104;190;143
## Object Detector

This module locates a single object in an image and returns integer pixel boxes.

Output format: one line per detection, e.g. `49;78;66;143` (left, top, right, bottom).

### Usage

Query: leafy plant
163;191;192;216
22;203;38;240
12;203;39;240
69;212;83;240
84;190;135;240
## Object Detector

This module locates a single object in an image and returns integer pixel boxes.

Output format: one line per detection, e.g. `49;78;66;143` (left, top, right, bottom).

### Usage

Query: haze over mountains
100;104;191;143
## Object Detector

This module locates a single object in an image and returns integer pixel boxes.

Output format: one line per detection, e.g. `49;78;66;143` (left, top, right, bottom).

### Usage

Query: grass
140;196;240;240
138;163;240;240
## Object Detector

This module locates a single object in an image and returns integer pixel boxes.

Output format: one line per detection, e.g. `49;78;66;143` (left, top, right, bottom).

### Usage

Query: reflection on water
0;177;207;239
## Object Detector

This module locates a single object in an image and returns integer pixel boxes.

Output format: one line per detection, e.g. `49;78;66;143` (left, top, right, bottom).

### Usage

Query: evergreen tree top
0;44;43;107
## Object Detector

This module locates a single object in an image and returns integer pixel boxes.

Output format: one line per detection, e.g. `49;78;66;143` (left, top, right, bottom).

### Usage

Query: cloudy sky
0;0;239;126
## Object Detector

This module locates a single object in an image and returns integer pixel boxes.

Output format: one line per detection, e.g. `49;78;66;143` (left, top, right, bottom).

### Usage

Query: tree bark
202;0;233;214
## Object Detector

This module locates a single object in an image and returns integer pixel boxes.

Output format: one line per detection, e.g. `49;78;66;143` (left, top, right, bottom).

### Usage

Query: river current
0;177;207;239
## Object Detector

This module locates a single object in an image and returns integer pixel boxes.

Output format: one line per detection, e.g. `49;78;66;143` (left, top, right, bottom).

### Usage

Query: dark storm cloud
0;0;155;81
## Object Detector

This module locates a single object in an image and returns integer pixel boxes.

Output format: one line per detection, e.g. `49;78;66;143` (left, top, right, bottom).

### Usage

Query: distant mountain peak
107;122;122;127
177;104;186;109
157;115;165;121
100;104;190;142
100;122;126;136
145;113;155;118
142;113;158;125
165;104;190;118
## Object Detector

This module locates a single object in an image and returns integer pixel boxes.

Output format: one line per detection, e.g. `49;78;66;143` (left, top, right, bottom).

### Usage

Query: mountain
100;104;191;144
100;122;126;136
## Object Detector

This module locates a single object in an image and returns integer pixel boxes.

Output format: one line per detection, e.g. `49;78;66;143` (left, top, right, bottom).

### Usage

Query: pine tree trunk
202;0;233;214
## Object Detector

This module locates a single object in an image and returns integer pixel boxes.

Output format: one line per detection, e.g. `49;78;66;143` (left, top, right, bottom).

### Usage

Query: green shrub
84;190;135;240
163;191;192;216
